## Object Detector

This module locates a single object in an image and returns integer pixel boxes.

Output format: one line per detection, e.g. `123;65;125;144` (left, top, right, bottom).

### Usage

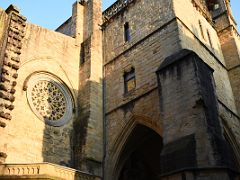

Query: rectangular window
124;22;131;42
124;68;135;93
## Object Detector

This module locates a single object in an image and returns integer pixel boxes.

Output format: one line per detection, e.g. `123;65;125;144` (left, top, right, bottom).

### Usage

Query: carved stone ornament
27;74;73;126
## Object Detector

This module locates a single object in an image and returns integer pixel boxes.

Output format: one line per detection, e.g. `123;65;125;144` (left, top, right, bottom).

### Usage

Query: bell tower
211;0;240;115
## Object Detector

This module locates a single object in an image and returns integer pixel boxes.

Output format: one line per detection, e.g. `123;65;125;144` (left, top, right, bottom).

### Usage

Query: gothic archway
115;124;163;180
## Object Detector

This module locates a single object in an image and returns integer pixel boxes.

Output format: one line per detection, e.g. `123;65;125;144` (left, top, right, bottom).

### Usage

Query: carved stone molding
0;163;101;180
103;0;135;24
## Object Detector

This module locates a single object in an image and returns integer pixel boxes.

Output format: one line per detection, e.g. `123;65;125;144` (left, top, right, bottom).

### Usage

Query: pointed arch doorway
115;124;163;180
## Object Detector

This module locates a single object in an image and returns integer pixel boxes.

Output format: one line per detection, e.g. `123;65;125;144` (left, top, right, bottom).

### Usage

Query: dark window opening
199;20;205;40
207;30;213;48
206;0;220;11
80;43;85;64
124;22;131;42
117;125;163;180
124;68;135;93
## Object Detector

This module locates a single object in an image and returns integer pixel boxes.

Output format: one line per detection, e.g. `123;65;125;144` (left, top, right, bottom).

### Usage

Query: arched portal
115;124;163;180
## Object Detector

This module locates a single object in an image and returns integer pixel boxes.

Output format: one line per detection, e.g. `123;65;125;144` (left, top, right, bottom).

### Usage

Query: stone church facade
0;0;240;179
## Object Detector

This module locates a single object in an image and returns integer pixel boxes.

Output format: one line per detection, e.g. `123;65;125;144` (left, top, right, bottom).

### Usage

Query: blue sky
0;0;239;31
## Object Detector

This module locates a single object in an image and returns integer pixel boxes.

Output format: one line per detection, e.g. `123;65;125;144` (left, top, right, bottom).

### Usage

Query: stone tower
214;0;240;116
0;0;240;180
103;0;240;179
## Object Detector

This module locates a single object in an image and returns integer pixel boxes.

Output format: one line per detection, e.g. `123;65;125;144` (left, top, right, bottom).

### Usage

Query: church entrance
117;124;163;180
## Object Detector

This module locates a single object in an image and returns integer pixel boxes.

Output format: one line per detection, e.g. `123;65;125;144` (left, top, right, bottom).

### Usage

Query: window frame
124;68;136;94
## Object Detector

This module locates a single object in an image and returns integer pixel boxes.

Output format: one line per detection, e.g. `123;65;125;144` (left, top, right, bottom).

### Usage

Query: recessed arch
222;119;240;170
106;115;163;180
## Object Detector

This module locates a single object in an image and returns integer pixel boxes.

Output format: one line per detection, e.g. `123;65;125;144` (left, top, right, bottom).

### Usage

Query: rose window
27;74;73;126
31;80;66;121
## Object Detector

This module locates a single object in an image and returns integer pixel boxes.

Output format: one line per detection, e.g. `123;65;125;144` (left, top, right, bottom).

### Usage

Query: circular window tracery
27;74;73;126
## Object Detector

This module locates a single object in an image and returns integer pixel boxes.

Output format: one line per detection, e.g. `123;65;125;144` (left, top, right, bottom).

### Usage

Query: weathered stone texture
72;0;103;176
221;30;240;115
104;20;180;150
0;0;240;179
0;9;8;55
5;23;80;167
0;6;27;164
104;0;240;179
177;24;237;114
56;17;72;37
103;0;180;178
103;0;175;64
174;0;225;60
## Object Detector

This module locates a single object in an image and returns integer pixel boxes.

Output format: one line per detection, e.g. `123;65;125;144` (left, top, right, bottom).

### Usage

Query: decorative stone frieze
103;0;135;24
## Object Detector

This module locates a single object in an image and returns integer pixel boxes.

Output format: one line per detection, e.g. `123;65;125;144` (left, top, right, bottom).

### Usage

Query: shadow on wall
102;15;240;179
29;75;102;178
30;79;76;167
171;22;240;173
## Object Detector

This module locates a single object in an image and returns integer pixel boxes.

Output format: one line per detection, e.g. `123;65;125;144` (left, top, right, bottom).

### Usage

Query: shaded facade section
157;49;239;179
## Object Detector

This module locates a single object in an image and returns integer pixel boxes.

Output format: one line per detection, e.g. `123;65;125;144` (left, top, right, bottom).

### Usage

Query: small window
124;22;131;42
207;30;213;48
213;3;220;10
199;20;205;40
124;68;135;93
80;43;85;64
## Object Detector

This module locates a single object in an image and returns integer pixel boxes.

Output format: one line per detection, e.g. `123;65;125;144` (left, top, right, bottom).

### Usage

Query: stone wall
0;9;8;58
0;8;9;163
104;0;240;178
103;0;175;64
173;0;237;113
103;0;180;178
0;6;27;164
158;50;237;179
56;17;72;37
3;20;80;167
174;0;240;172
73;0;103;176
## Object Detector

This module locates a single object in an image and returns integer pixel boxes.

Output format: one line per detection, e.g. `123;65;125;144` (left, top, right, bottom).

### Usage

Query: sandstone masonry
0;0;239;180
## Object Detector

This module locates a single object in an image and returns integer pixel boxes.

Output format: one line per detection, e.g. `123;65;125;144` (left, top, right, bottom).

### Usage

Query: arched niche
113;124;163;180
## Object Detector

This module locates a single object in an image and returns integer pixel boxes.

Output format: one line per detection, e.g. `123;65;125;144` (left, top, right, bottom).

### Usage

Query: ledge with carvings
102;0;135;24
0;163;101;180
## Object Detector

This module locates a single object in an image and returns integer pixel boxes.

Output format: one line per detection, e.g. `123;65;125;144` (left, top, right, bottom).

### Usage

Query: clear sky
0;0;239;31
